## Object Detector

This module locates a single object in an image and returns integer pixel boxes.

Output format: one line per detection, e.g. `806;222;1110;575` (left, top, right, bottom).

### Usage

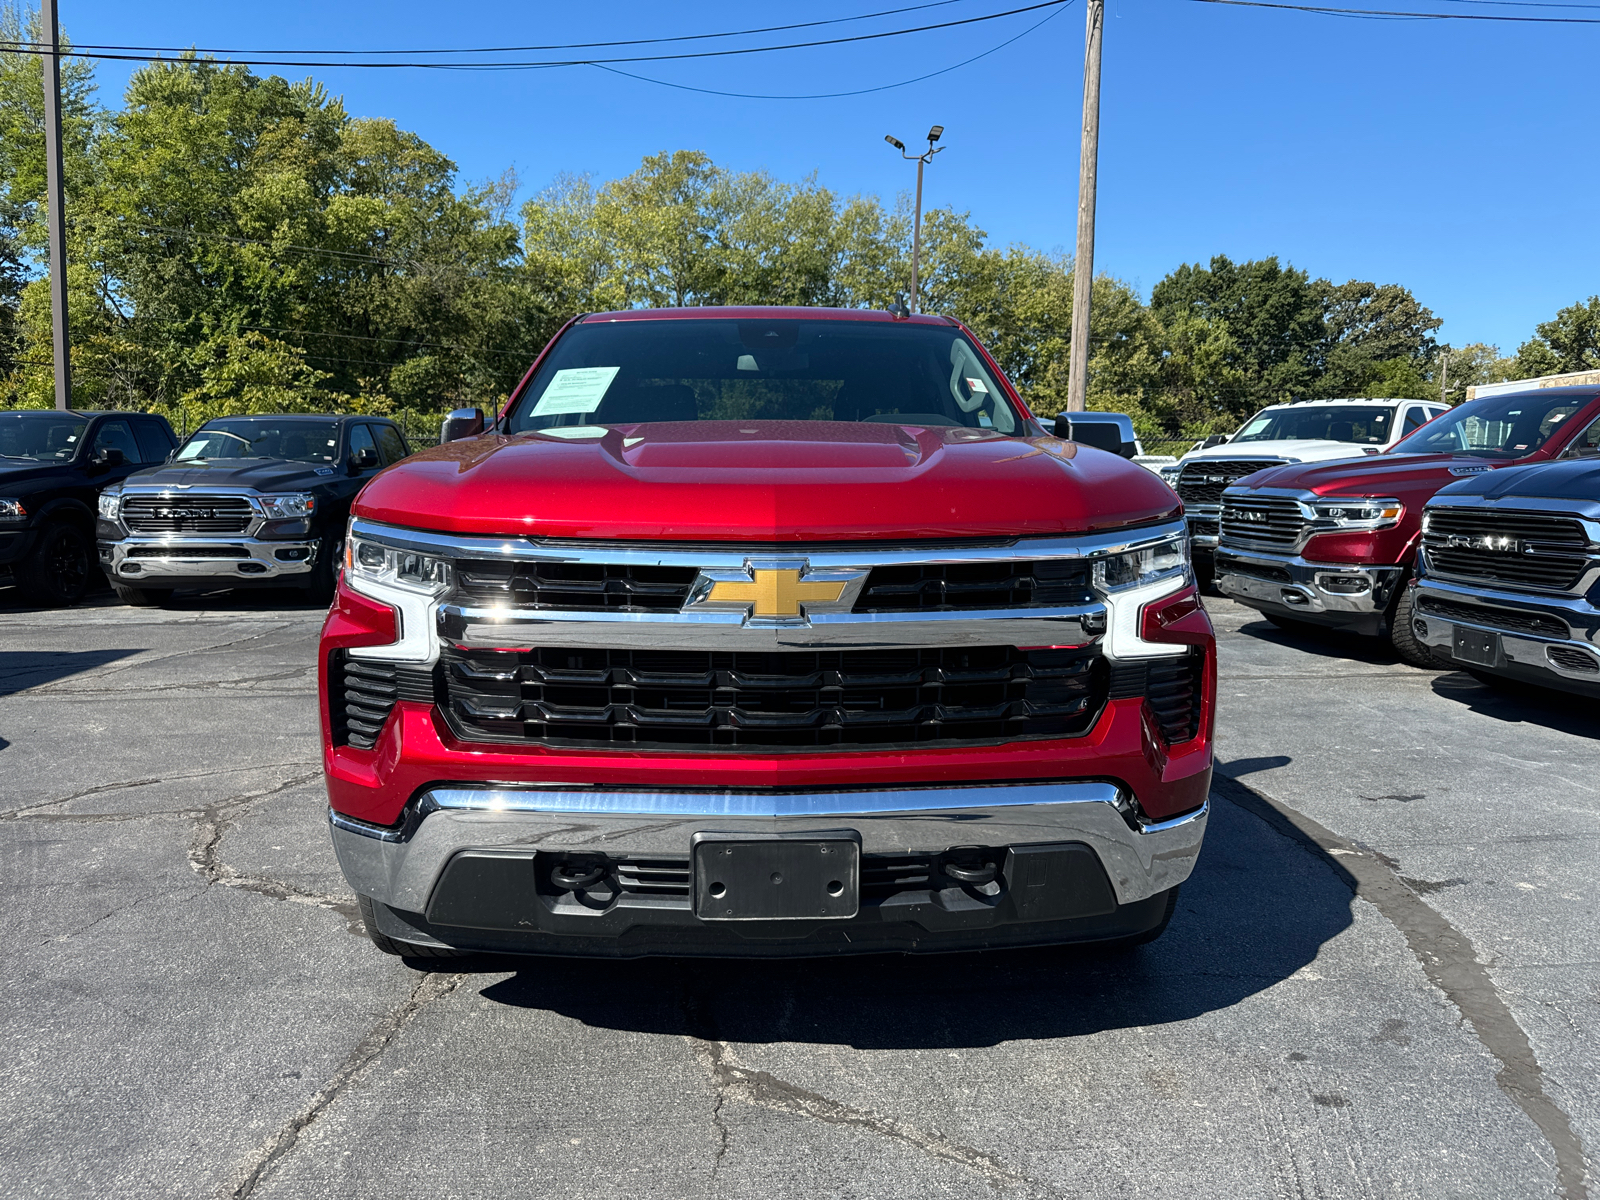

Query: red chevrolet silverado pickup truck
1215;385;1600;664
320;307;1214;958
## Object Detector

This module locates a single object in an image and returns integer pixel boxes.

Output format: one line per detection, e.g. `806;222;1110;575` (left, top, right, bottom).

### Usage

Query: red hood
1239;451;1541;503
355;421;1180;541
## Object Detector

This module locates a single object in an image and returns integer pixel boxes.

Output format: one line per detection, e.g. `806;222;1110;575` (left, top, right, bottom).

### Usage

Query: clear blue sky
55;0;1599;353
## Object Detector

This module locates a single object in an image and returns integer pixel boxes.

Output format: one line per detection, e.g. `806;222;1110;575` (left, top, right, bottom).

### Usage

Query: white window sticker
966;377;989;394
531;366;621;417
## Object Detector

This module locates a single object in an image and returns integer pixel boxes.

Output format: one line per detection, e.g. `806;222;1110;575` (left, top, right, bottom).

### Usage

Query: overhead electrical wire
0;1;1075;69
590;0;1075;100
1182;0;1600;18
0;0;977;57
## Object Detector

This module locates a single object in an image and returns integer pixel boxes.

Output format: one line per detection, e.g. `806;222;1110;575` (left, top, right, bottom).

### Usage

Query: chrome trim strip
327;782;1210;911
350;516;1187;570
1215;548;1403;615
437;601;1103;651
330;809;407;843
1424;493;1600;533
98;534;319;578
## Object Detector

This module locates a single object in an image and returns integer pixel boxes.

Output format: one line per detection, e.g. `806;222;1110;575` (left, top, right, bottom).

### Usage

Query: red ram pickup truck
319;307;1215;958
1215;385;1600;664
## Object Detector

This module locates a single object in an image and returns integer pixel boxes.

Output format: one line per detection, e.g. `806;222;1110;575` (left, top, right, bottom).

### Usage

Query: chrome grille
122;495;254;534
1219;496;1305;549
1423;509;1595;592
1176;460;1283;506
439;644;1109;751
854;560;1093;612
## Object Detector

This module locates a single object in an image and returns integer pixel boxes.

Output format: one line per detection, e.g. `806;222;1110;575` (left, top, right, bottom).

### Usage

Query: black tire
302;532;341;606
1388;580;1440;668
111;581;174;607
1094;886;1180;953
15;522;92;606
357;893;467;959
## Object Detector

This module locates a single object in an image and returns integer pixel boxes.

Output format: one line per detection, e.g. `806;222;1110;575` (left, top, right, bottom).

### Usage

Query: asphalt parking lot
1;587;1594;1199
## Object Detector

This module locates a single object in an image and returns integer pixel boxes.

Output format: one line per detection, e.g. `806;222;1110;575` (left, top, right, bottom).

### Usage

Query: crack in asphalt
677;986;1048;1195
12;623;300;694
1;762;320;820
187;771;359;921
1214;771;1590;1200
223;969;463;1199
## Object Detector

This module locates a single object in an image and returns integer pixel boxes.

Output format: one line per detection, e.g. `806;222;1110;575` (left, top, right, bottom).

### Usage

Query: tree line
2;9;1597;443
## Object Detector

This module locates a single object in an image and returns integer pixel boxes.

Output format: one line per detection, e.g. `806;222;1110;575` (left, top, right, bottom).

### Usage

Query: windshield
1232;405;1397;445
505;319;1024;436
175;420;343;463
1390;393;1590;460
0;412;89;461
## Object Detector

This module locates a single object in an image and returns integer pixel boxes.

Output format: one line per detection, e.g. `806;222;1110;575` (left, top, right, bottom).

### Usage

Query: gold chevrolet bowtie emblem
707;569;847;618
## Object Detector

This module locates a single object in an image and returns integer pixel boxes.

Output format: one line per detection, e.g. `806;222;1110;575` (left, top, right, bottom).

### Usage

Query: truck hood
1434;457;1600;503
118;459;343;492
1184;439;1380;464
354;421;1181;541
0;460;71;492
1237;452;1526;500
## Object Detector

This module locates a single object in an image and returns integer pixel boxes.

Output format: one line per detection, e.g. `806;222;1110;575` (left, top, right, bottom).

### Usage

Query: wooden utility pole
41;0;71;411
1066;0;1104;413
1440;351;1450;405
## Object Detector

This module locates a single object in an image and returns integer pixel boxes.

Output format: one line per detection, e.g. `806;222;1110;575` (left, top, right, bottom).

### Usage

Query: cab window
91;419;142;462
348;423;379;466
373;424;409;465
1561;416;1600;458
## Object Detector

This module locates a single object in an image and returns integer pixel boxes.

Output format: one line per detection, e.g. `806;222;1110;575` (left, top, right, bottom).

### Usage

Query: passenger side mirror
441;407;485;443
351;447;380;471
1201;434;1230;449
1052;413;1138;459
91;447;126;469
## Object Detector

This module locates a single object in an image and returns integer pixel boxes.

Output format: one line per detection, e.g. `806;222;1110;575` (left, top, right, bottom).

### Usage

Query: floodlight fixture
884;135;905;151
928;125;944;143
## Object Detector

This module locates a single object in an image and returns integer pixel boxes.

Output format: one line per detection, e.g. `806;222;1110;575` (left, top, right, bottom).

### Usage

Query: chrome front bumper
98;535;320;581
331;781;1208;950
1413;577;1600;686
1216;547;1404;617
1185;504;1220;551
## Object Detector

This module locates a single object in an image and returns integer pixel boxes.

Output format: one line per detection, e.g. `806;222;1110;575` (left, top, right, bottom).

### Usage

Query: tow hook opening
1280;588;1311;607
937;846;1004;898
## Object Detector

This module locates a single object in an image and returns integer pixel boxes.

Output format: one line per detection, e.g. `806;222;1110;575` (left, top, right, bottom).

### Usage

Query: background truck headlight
257;493;317;519
1093;532;1189;592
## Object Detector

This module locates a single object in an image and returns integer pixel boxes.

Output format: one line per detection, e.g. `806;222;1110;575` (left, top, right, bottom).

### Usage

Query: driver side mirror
91;447;126;469
441;407;485;443
1053;413;1138;459
350;447;380;472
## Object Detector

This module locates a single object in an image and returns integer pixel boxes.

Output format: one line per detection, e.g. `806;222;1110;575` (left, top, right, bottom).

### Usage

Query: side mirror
351;447;380;472
92;447;126;468
1053;414;1138;459
441;407;485;443
1201;434;1230;449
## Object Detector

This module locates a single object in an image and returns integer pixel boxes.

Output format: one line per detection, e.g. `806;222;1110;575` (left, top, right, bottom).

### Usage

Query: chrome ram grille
438;644;1108;751
1176;460;1283;507
122;494;254;534
1219;495;1305;550
1423;509;1596;592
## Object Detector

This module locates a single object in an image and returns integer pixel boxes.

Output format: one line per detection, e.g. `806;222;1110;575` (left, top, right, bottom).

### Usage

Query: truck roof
1258;397;1426;410
580;306;956;326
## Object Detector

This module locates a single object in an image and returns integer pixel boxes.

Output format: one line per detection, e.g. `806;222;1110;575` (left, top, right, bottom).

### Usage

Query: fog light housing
275;547;310;561
1319;574;1370;595
1413;619;1428;639
122;562;142;575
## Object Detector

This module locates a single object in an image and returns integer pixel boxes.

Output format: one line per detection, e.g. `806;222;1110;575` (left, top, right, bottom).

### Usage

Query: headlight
97;491;120;519
1093;532;1189;592
1305;498;1403;530
0;497;29;524
345;529;452;595
258;493;316;519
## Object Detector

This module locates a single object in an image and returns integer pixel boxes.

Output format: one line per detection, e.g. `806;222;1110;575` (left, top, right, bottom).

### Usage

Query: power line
1183;0;1600;19
0;1;976;56
591;0;1074;100
0;1;1074;69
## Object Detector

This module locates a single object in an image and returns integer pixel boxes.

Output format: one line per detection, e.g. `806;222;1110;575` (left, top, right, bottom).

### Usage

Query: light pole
42;0;71;411
1066;0;1104;413
884;125;944;314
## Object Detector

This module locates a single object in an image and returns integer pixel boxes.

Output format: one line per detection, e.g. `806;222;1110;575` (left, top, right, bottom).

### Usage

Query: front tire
357;894;468;959
111;581;174;606
16;522;92;606
1388;580;1441;668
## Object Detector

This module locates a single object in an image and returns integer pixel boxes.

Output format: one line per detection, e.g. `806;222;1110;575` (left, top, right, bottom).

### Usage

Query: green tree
1513;296;1600;378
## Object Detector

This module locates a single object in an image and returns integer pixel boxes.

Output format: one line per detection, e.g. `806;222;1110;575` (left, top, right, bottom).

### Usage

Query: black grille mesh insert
440;645;1108;751
854;560;1093;612
455;560;698;611
1416;596;1568;639
122;495;253;534
1176;460;1284;506
1423;509;1595;592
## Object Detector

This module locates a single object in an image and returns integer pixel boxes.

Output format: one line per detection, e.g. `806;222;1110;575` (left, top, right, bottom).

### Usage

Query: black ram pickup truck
0;409;178;605
96;413;411;605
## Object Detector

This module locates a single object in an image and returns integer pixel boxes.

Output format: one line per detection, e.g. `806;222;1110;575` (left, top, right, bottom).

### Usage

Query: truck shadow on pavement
1430;669;1600;738
1235;616;1409;667
468;782;1353;1049
0;648;141;698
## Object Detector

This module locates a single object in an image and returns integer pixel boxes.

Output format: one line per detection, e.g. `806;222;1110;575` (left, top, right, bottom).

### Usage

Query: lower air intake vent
330;653;437;749
1145;649;1204;744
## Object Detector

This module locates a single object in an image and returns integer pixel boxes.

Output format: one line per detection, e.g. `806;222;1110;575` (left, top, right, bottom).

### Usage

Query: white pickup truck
1166;398;1449;579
